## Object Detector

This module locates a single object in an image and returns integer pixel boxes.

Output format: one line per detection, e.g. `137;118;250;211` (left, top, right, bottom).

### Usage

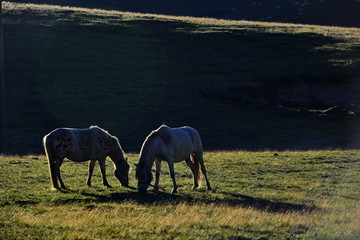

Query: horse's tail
189;127;204;185
190;153;201;185
43;133;58;189
190;128;211;190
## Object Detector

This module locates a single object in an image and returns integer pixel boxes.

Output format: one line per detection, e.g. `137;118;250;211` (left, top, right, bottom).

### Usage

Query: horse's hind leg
87;160;96;187
99;159;112;188
194;153;212;191
44;137;60;190
47;156;59;190
185;156;199;189
56;158;67;189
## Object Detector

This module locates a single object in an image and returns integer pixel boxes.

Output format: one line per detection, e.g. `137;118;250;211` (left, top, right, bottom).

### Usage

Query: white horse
136;125;211;194
43;126;130;190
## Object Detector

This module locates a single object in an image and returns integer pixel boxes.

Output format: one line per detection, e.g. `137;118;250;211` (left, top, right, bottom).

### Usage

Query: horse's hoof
171;189;178;194
51;187;60;191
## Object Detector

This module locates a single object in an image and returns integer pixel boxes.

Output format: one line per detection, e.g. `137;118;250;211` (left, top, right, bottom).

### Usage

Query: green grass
3;2;360;154
1;150;359;239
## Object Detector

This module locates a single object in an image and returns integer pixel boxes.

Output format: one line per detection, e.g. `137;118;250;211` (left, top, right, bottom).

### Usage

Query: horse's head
109;137;130;187
135;163;152;193
114;157;130;187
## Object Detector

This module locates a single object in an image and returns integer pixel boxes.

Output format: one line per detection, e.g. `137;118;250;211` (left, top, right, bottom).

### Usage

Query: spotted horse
43;126;130;190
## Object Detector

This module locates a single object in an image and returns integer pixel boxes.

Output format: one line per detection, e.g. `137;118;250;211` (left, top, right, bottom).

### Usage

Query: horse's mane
138;125;172;170
145;124;172;145
90;125;108;132
89;125;124;153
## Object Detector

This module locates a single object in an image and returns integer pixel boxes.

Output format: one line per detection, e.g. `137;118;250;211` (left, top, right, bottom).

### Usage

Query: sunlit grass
1;150;359;239
1;202;316;240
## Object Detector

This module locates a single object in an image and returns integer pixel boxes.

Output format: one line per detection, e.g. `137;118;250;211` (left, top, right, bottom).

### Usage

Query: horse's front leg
167;159;178;194
99;159;112;188
87;160;96;187
153;159;161;192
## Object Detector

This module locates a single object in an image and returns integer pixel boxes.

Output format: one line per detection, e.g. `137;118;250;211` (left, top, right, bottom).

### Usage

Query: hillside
8;0;360;27
2;2;360;154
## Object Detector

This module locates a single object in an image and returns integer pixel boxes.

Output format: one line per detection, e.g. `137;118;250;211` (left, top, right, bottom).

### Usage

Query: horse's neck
140;138;159;168
109;145;124;168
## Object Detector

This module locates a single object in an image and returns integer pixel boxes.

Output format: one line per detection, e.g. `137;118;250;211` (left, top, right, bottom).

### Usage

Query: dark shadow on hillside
4;3;360;153
52;188;319;214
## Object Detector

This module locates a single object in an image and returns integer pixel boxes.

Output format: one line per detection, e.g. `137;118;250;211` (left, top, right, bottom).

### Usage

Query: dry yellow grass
5;201;316;239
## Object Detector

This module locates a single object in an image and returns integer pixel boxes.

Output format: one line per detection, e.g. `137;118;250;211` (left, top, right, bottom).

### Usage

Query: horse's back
174;126;202;147
167;126;203;159
44;128;70;145
45;127;101;142
43;127;103;161
44;128;85;145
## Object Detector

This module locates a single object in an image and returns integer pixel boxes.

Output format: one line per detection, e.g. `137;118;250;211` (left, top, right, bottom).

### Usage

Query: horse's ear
125;157;128;162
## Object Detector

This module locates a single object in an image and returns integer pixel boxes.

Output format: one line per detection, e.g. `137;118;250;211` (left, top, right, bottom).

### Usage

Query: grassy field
3;2;360;154
0;150;359;239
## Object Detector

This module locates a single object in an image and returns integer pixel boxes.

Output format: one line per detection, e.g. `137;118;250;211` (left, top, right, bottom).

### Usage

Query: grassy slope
0;151;359;239
7;0;360;28
3;2;360;153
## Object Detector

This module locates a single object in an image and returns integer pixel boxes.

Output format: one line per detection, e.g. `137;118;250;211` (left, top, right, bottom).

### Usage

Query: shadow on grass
50;187;319;214
215;191;319;213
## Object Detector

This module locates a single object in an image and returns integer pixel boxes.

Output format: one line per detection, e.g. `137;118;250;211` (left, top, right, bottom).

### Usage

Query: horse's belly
173;148;193;162
66;154;88;162
172;137;194;162
66;150;98;162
